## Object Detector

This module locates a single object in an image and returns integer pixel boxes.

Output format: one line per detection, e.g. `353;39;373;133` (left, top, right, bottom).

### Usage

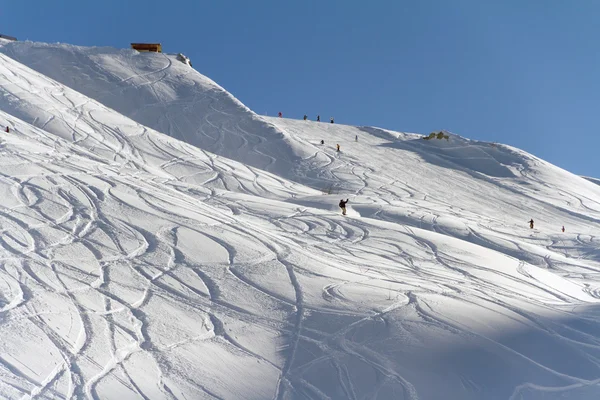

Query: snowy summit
0;40;599;399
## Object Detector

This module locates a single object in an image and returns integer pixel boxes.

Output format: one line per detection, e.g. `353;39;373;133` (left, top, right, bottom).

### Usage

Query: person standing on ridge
303;114;307;121
5;126;8;133
562;226;565;233
278;112;282;118
317;115;320;122
529;219;534;229
339;199;349;215
330;117;334;124
336;143;340;152
355;135;358;142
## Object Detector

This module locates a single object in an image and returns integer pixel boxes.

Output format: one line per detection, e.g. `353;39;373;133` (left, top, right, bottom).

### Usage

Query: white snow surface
0;41;599;400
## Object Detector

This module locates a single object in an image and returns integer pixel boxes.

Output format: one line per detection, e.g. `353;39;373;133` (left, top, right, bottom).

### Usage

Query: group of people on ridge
277;113;334;123
303;114;334;123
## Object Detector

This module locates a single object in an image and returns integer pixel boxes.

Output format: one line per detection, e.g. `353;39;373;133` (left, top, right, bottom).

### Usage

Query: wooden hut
131;43;162;53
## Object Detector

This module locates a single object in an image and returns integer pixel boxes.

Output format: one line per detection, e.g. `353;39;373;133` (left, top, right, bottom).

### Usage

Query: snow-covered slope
0;41;312;181
0;49;315;200
0;41;599;400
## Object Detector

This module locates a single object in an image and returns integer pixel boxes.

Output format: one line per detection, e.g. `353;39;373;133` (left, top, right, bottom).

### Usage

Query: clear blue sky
2;0;598;177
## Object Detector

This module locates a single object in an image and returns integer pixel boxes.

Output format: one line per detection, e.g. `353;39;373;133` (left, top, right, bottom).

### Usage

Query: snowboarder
339;199;349;215
562;226;565;233
320;139;324;145
336;143;340;152
330;117;334;124
529;219;534;229
303;114;307;121
278;112;282;118
317;115;320;122
4;126;8;133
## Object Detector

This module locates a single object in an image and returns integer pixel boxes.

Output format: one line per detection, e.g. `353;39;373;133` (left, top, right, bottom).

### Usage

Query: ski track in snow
0;41;598;399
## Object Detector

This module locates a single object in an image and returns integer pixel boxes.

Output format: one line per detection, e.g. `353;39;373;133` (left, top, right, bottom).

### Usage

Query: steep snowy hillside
0;50;315;200
0;41;312;181
0;41;599;400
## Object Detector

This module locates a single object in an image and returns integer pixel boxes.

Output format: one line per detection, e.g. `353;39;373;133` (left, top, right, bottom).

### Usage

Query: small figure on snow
5;126;8;133
336;143;340;152
330;117;334;124
317;115;320;122
562;226;565;233
278;112;282;118
303;114;307;121
320;139;324;145
529;219;534;229
355;134;358;142
339;199;349;215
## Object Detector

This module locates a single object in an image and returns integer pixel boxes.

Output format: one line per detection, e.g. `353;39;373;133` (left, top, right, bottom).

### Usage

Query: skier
317;115;320;122
339;199;349;215
355;134;358;142
529;219;534;229
4;126;8;133
330;117;334;124
278;112;282;118
303;114;307;121
336;143;340;152
320;139;324;145
562;226;565;233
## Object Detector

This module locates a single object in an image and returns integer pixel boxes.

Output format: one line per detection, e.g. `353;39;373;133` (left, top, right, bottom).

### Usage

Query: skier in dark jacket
317;115;320;122
339;199;349;215
529;219;534;229
303;114;307;121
